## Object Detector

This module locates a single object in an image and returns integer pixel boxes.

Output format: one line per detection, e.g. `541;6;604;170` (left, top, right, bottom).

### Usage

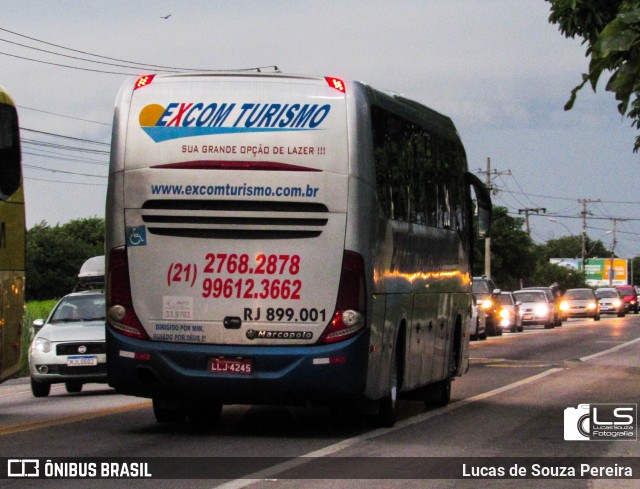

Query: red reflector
330;356;346;364
134;352;151;361
325;77;346;93
134;75;155;90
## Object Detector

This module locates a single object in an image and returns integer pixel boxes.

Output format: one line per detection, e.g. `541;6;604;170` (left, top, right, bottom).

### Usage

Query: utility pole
608;218;627;285
578;198;599;276
476;157;510;278
518;208;546;236
609;219;618;286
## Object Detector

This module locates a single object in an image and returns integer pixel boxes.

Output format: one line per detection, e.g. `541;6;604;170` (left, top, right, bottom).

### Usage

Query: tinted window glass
371;105;466;232
0;102;21;200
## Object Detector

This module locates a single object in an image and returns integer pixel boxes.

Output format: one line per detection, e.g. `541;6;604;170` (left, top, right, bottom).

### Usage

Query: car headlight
32;337;52;353
613;299;622;308
535;304;549;315
482;299;493;310
587;302;597;310
559;301;569;312
499;309;509;319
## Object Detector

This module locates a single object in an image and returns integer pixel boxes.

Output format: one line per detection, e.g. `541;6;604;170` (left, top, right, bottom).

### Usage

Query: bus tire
376;354;399;428
153;398;187;424
187;403;223;431
424;378;452;408
30;378;50;398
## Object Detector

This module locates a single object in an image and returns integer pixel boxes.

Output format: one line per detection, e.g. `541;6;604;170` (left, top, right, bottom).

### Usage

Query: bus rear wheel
187;403;223;431
424;378;452;408
153;398;187;424
375;356;398;428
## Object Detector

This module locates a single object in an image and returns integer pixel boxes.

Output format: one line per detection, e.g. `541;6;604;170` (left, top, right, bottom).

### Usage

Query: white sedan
29;290;106;397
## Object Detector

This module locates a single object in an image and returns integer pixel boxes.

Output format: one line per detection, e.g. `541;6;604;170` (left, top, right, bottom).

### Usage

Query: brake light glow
318;251;366;344
325;77;346;93
134;75;155;90
107;247;148;339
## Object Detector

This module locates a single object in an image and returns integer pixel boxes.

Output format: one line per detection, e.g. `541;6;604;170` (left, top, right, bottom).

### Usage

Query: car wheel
594;315;600;321
617;310;626;318
470;319;479;341
544;320;554;329
65;381;83;393
31;378;51;398
485;320;496;336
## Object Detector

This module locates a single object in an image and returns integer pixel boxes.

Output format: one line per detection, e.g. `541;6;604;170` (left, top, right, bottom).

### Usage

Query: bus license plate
67;355;98;367
209;357;252;375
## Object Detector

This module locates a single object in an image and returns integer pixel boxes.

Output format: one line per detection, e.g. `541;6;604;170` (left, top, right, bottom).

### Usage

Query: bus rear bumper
106;328;370;406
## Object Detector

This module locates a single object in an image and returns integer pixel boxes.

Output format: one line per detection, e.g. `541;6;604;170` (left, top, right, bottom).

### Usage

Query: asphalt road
1;315;640;489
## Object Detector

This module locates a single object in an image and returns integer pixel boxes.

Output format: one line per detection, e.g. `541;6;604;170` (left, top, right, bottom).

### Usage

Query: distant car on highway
594;288;626;317
559;288;600;321
513;289;556;329
521;286;563;326
472;277;501;336
497;291;523;333
615;285;639;314
29;290;106;397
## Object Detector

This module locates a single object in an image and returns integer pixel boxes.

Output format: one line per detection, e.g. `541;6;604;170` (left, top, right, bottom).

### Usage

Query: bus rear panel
106;74;373;405
106;73;481;423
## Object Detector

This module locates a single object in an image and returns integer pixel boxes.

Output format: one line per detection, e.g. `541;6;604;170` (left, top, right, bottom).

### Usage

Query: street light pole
547;217;572;236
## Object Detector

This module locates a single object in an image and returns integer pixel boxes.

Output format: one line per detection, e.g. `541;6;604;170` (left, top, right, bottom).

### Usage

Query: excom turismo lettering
155;102;331;129
151;183;320;198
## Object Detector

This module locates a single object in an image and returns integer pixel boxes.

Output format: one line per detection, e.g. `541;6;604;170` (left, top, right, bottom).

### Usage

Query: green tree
531;261;587;290
26;217;104;301
538;235;610;262
632;255;640;285
547;0;640;151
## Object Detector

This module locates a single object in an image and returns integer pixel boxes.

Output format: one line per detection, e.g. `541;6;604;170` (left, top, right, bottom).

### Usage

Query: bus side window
0;103;21;200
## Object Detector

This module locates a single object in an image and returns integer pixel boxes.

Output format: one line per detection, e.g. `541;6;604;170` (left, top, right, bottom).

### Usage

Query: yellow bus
0;86;25;383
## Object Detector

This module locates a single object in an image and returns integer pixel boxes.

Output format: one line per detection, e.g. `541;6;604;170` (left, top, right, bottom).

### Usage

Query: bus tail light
107;247;148;339
318;251;366;344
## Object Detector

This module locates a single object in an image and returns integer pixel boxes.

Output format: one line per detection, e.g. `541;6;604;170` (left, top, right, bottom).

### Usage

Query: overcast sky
3;0;640;258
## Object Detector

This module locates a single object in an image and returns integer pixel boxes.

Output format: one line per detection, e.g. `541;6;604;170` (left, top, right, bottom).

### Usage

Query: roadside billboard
550;258;628;286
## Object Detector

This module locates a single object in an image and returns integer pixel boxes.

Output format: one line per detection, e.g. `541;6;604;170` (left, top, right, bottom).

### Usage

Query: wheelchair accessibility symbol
126;226;147;247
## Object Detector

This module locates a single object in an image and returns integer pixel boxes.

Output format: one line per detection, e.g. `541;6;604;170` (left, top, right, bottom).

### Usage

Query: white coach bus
105;72;491;427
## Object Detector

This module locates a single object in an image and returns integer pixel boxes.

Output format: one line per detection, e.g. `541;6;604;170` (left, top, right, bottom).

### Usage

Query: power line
24;163;106;179
0;50;136;75
22;127;109;146
0;25;203;71
0;36;182;73
17;105;110;126
24;175;106;186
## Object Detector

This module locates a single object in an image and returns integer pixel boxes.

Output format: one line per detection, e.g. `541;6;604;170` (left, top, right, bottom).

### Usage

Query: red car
615;285;639;314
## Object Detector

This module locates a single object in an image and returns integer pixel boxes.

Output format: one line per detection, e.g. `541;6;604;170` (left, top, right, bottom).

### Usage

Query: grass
19;300;58;376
